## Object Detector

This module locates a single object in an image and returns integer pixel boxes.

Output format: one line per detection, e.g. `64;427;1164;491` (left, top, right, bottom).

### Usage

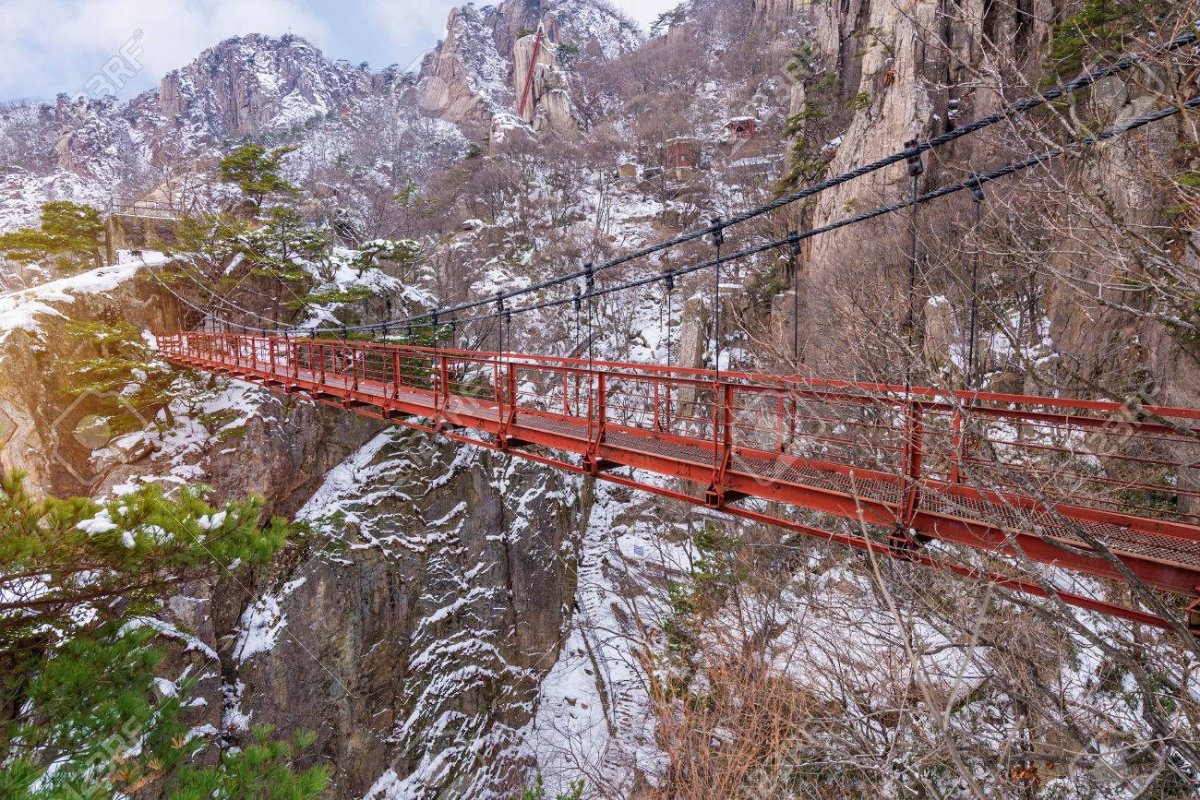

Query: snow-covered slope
0;251;166;341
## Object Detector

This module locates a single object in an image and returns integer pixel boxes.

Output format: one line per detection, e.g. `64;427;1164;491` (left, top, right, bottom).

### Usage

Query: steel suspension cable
663;270;674;370
411;93;1200;333
200;89;1200;337
236;29;1198;338
789;232;801;362
585;263;595;370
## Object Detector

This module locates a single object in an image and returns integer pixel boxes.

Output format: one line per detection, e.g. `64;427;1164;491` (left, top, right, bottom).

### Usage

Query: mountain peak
156;32;372;140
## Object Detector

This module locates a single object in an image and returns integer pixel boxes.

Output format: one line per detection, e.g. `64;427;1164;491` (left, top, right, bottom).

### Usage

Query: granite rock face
778;0;1198;408
222;431;581;798
421;0;637;135
156;34;372;140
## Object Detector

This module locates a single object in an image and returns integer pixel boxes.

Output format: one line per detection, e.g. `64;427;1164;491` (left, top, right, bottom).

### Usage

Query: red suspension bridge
159;331;1200;634
149;33;1200;634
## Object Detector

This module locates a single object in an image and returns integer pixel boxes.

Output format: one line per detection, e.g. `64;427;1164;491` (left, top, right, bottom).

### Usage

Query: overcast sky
0;0;680;103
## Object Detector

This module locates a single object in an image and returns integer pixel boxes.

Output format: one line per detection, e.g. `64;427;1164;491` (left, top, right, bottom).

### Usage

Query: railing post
901;401;925;525
439;354;450;406
706;380;735;506
721;382;735;480
653;379;661;431
494;355;503;408
776;391;785;453
506;362;518;424
596;372;607;443
950;408;964;484
664;377;672;432
393;351;402;399
711;381;722;474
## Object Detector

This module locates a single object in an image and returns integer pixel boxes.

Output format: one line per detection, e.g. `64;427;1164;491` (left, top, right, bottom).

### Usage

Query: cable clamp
904;138;925;177
968;173;986;203
709;217;725;247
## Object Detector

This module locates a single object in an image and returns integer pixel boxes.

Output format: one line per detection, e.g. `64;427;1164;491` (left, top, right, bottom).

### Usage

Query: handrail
154;331;1200;426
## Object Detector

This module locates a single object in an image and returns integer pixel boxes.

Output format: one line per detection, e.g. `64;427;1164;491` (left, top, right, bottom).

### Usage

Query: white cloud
0;0;330;100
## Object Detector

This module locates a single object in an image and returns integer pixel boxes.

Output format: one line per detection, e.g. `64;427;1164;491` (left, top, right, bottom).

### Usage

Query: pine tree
0;201;104;273
348;239;421;280
167;726;331;800
219;144;300;208
170;213;249;282
240;207;328;322
59;320;183;434
0;472;327;797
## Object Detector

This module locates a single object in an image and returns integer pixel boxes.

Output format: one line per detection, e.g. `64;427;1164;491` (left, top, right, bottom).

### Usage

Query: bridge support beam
585;454;622;474
704;485;748;508
886;525;930;562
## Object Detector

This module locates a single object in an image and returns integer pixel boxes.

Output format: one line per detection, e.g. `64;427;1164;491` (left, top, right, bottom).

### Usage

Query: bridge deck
159;332;1200;632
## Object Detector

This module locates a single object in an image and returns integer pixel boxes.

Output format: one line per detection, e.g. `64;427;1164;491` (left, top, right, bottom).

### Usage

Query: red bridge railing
158;331;1200;632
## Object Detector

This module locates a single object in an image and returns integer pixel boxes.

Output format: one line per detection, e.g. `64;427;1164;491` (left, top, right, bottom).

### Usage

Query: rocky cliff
155;34;373;141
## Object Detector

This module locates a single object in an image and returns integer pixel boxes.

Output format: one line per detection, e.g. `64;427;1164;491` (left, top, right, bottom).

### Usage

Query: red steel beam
157;332;1200;632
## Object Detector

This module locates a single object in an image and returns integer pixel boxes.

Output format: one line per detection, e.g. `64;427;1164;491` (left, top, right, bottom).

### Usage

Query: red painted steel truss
158;332;1200;633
